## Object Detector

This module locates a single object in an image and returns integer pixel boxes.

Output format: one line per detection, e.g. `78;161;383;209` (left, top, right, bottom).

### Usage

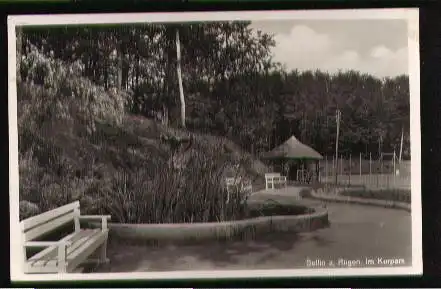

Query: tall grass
96;144;251;224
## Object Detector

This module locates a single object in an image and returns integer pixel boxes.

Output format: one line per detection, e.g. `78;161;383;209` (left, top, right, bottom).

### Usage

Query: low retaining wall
88;206;329;242
307;188;411;212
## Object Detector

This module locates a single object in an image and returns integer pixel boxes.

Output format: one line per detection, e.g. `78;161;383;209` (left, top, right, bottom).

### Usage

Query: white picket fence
318;155;411;190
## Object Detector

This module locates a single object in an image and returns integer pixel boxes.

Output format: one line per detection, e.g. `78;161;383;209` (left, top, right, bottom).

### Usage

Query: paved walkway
93;187;412;272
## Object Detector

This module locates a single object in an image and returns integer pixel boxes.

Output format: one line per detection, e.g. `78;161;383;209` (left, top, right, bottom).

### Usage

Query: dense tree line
18;21;410;160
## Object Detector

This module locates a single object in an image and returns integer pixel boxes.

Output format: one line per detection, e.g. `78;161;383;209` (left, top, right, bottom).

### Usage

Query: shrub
340;189;411;204
94;143;252;224
19;200;41;220
19;44;130;135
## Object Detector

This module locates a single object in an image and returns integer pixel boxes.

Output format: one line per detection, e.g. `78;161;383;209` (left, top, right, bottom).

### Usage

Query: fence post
380;156;384;187
325;155;328;185
393;150;397;187
349;153;352;186
369;152;372;188
376;155;380;187
359;152;362;184
332;156;335;184
340;155;343;185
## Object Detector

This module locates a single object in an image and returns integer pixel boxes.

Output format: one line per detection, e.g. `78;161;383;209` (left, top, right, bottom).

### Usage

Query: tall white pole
393;150;397;187
335;109;341;185
393;150;396;174
399;127;404;163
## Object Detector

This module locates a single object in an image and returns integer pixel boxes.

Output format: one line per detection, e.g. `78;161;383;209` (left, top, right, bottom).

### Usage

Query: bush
94;143;251;224
19;201;41;220
246;202;311;218
19;44;129;135
340;189;411;204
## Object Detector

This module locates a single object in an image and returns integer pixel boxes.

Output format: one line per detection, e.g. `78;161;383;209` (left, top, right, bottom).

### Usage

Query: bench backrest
20;201;81;242
265;173;281;179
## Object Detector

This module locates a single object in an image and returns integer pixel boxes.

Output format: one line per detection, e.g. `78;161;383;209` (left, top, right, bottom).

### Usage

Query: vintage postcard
8;8;421;282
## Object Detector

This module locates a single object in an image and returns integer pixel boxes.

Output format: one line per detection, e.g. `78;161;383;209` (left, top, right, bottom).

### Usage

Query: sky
250;20;408;78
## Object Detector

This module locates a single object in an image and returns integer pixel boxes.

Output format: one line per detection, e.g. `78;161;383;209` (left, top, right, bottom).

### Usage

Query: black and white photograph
8;9;421;281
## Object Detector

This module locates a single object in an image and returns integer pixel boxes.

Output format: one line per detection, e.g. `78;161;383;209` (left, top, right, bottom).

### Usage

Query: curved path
92;187;412;273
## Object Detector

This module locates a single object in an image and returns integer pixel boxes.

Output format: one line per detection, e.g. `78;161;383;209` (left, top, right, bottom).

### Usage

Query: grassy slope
19;89;270;220
120;115;269;181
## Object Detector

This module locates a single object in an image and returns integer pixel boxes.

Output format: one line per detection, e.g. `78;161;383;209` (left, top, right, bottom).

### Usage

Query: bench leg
100;240;110;264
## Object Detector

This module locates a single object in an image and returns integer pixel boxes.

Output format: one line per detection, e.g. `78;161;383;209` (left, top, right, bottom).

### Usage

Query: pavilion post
316;160;320;182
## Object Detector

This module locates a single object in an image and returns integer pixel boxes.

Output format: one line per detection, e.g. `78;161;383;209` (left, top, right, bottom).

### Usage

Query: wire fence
318;154;411;190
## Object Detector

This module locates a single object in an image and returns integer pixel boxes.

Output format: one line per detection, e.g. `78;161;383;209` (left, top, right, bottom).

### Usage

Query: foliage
19;44;130;134
19;200;41;220
20;22;410;158
95;147;252;224
340;189;411;204
17;48;260;222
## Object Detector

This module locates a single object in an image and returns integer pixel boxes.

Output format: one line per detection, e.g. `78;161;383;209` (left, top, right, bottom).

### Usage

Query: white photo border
8;8;422;282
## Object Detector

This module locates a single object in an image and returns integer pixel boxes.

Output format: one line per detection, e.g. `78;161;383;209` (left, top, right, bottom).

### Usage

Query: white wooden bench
20;201;111;274
265;172;287;190
225;177;253;203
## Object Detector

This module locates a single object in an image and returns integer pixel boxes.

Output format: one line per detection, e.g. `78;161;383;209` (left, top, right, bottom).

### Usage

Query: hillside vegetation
19;46;266;222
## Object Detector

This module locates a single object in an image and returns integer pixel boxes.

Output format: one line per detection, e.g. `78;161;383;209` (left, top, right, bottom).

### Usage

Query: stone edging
88;206;329;242
307;188;411;212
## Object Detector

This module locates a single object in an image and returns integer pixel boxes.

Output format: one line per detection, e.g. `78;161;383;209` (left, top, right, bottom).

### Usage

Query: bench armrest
79;215;111;230
78;215;111;220
25;240;71;268
25;240;72;247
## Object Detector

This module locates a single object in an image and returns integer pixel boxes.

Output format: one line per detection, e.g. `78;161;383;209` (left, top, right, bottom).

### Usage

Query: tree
175;28;186;128
19;23;411;158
